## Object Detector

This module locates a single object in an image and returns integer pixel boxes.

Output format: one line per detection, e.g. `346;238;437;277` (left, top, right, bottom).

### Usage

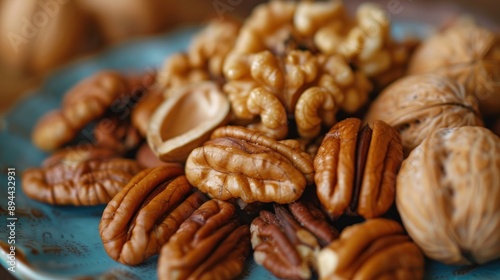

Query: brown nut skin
32;71;129;151
99;166;207;266
158;199;250;280
397;126;500;265
93;116;142;154
318;219;424;280
185;126;314;204
408;22;500;115
22;146;143;206
251;203;338;280
365;74;483;157
314;118;403;220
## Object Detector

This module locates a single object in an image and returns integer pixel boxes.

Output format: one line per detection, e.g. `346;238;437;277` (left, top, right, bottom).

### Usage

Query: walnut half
185;126;314;204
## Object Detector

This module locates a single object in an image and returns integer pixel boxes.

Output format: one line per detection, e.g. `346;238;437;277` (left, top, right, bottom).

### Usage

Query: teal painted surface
0;24;499;280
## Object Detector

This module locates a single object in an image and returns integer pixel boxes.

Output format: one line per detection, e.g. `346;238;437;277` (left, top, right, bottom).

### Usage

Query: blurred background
0;0;499;115
0;0;499;279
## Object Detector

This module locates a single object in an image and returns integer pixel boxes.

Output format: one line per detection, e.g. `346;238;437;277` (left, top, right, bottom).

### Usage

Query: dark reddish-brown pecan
22;146;142;206
93;116;142;154
185;126;314;204
32;71;130;151
99;165;207;265
318;219;425;280
158;199;250;280
250;203;338;280
314;118;403;219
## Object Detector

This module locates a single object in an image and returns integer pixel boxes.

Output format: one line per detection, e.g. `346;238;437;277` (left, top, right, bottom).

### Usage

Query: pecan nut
314;118;403;219
185;126;314;204
318;219;425;280
99;166;207;265
93;116;142;154
251;202;338;280
22;146;142;206
158;199;250;280
32;71;129;151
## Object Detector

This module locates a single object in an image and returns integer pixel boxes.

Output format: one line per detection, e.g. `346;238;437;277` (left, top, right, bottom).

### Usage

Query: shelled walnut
408;21;500;115
186;126;314;204
397;126;500;265
99;165;207;265
22;146;142;206
251;202;338;280
158;199;250;280
314;118;403;219
157;19;240;96
318;219;424;280
365;74;483;156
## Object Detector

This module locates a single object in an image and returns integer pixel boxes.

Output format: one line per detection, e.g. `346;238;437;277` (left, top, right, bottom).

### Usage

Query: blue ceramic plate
1;24;499;280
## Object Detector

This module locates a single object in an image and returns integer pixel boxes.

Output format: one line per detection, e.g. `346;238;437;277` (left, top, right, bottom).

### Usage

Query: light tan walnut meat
22;146;142;206
32;71;130;151
251;202;338;280
99;166;207;265
318;219;424;280
224;49;372;139
408;22;500;115
316;3;410;80
365;74;483;156
157;19;240;96
158;199;250;280
397;126;500;265
185;126;314;204
314;118;403;219
148;82;230;162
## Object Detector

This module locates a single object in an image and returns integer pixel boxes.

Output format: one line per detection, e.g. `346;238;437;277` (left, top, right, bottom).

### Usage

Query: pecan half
99;166;207;265
314;118;403;219
251;203;338;280
32;71;129;151
93;116;142;154
318;219;424;280
185;126;314;204
22;146;142;206
158;199;250;280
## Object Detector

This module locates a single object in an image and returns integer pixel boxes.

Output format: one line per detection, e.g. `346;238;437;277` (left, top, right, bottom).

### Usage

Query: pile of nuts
22;1;500;279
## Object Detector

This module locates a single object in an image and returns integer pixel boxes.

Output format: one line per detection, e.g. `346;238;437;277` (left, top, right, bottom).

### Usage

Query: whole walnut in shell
365;74;483;156
408;22;500;115
396;126;500;265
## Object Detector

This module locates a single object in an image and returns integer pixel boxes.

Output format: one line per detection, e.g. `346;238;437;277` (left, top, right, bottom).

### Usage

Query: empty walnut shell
365;74;483;156
314;118;403;219
408;23;500;115
185;126;315;204
158;199;250;280
99;165;207;265
397;126;500;265
148;82;230;162
318;219;424;280
22;146;142;206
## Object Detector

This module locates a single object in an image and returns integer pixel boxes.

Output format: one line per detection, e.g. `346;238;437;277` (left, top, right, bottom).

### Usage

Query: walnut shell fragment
185;126;314;204
99;166;207;265
22;146;142;206
397;126;500;265
318;219;424;280
314;118;403;219
148;82;230;162
365;74;483;156
158;199;250;280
